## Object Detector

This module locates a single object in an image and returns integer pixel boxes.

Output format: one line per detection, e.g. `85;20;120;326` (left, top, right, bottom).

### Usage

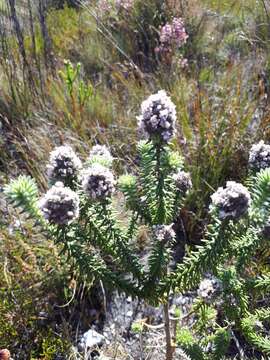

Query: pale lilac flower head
153;224;175;244
211;181;251;220
99;0;133;13
47;145;82;183
99;0;113;13
116;0;133;11
81;164;116;200
137;90;176;143
173;170;192;194
178;56;188;69
160;23;173;45
249;140;270;171
159;17;188;51
197;275;222;303
39;182;79;225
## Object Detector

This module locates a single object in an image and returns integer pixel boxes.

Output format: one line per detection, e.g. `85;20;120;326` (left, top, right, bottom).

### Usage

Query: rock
126;310;133;317
78;329;105;352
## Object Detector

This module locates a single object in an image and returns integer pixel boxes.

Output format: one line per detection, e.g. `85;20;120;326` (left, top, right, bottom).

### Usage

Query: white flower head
88;144;113;167
47;145;82;183
39;182;79;225
197;275;222;303
173;170;192;194
249;140;270;171
211;181;251;220
115;0;134;11
153;224;175;243
137;90;176;144
81;164;116;200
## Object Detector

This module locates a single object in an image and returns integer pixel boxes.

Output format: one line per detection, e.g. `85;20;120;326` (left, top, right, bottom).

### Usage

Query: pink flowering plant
156;17;189;68
5;90;270;358
99;0;134;14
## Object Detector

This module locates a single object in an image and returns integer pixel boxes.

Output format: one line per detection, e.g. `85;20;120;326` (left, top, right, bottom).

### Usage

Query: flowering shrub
39;182;80;225
115;0;134;11
153;224;175;244
210;181;251;220
156;17;188;68
99;0;134;14
80;163;116;200
173;170;192;194
249;140;270;172
47;145;82;186
159;18;188;52
197;275;222;303
5;92;270;358
137;90;176;143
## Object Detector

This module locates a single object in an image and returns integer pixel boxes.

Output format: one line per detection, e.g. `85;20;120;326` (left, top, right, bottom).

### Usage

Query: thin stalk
155;144;166;224
164;300;173;360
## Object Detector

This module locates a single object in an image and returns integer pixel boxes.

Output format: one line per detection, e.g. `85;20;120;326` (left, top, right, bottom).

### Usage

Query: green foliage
5;131;189;303
0;222;73;358
169;215;226;292
194;301;217;333
176;327;195;347
252;274;270;294
31;331;69;360
211;328;231;360
176;327;205;360
4;175;42;222
249;168;270;218
170;165;270;358
241;308;270;354
59;60;93;105
131;320;144;333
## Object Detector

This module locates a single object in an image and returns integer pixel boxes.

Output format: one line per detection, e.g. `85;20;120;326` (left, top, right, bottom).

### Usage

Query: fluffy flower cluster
197;276;222;303
99;0;113;12
99;0;133;13
178;56;188;68
211;181;251;220
88;144;113;167
157;18;188;52
39;182;79;225
137;90;176;143
81;164;116;200
115;0;133;11
173;170;192;194
47;145;82;183
249;140;270;171
153;224;175;244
